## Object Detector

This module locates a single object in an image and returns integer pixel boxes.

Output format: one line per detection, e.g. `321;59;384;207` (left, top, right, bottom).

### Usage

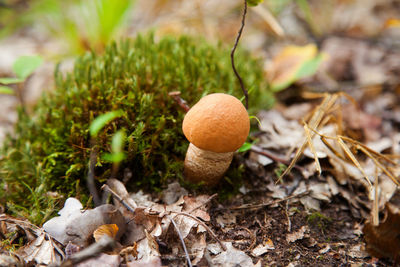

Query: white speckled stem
184;143;234;186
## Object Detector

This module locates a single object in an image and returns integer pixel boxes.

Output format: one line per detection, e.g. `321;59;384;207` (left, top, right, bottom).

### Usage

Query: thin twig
250;145;304;171
50;236;115;267
170;211;227;251
101;184;136;213
186;193;218;214
169;91;190;112
231;0;249;109
230;191;310;210
168;215;193;267
285;201;291;232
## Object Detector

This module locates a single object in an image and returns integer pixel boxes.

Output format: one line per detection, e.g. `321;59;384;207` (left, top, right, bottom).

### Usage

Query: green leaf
247;0;264;6
238;142;253;153
249;115;262;127
295;53;324;79
0;77;24;84
103;130;127;163
111;130;126;154
13;55;43;79
89;110;123;136
102;152;126;163
0;86;14;94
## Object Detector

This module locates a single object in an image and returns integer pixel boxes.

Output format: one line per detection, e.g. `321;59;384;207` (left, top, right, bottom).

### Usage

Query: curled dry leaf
93;224;119;242
17;233;64;265
286;226;309;243
251;239;275;257
127;230;161;266
0;214;64;265
363;204;400;261
43;199;125;246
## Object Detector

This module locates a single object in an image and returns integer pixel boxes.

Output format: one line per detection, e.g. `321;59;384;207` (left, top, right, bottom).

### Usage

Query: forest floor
1;0;400;266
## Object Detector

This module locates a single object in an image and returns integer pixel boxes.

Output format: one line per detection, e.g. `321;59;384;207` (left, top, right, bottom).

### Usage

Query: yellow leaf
93;224;119;242
385;18;400;28
267;44;324;92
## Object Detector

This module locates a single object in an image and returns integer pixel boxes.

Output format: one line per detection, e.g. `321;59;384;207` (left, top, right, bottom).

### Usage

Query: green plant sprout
90;110;124;137
16;0;134;55
0;55;43;94
102;130;127;163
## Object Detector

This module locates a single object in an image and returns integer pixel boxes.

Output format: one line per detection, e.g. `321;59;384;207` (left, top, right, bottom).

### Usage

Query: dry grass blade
303;121;321;175
337;136;372;187
320;135;347;161
340;136;398;166
372;169;379;226
278;92;399;191
278;93;338;182
252;4;285;37
357;144;400;186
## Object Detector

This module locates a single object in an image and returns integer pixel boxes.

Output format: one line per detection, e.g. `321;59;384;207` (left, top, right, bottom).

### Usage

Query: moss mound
0;34;271;224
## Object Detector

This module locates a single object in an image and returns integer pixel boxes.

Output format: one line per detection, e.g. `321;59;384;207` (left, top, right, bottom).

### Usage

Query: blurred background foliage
0;0;135;54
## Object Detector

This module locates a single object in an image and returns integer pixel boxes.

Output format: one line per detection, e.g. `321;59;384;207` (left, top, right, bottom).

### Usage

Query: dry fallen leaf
208;242;261;267
251;239;275;257
17;233;64;265
93;224;119;242
0;214;64;265
286;226;309;243
43;200;125;246
363;204;400;260
75;253;121;267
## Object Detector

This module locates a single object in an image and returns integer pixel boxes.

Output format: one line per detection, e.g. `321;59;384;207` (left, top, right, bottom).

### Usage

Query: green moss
0;33;271;224
307;211;332;233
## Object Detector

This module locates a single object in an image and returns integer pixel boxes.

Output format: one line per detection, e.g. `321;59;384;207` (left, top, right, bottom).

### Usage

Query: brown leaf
286;226;309;243
363;204;400;260
43;203;125;246
75;253;121;267
17;233;64;265
93;224;119;242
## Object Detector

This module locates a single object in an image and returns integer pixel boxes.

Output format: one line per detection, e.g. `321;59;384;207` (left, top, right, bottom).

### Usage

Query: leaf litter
1;80;399;267
1;2;400;265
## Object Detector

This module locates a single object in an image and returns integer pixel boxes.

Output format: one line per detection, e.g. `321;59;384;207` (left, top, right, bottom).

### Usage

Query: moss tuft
0;34;271;224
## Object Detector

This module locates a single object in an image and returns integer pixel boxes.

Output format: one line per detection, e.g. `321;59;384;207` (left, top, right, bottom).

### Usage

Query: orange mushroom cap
182;93;250;153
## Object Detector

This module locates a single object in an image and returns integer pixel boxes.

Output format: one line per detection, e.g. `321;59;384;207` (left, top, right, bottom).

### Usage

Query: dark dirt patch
202;163;396;267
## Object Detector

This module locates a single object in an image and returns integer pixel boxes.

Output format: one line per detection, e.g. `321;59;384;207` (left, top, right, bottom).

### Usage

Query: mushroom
182;93;250;185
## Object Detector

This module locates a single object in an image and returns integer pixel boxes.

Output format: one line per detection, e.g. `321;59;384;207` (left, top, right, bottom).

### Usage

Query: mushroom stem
184;143;233;185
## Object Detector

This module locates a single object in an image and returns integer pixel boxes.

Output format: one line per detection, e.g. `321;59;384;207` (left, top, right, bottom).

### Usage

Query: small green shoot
90;110;123;136
0;86;14;94
238;142;253;153
274;163;287;179
13;55;43;79
247;0;264;6
102;130;126;163
249;115;261;127
0;55;43;95
0;77;24;84
307;211;332;233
